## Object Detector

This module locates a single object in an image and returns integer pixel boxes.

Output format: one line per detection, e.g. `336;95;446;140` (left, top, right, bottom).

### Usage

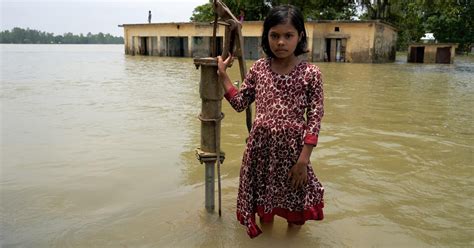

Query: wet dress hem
236;202;325;238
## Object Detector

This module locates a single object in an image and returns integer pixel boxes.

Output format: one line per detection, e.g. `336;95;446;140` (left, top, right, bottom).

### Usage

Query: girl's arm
303;67;324;145
289;67;324;189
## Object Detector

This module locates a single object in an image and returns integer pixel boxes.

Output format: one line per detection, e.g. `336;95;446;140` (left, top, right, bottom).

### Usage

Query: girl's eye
285;34;293;39
270;34;278;39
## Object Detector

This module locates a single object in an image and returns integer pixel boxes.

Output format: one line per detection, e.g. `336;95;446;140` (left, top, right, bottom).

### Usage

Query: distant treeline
0;27;124;44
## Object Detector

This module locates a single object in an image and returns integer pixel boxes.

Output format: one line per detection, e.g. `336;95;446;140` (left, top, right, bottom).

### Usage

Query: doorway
139;37;149;55
325;38;346;62
209;37;223;57
409;47;425;63
166;37;189;57
436;47;451;63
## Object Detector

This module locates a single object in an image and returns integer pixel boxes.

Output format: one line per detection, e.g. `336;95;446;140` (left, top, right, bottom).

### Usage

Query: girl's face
268;21;301;59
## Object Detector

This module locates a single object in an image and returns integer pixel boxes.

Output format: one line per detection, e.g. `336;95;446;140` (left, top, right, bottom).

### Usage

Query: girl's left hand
217;53;232;77
288;159;308;189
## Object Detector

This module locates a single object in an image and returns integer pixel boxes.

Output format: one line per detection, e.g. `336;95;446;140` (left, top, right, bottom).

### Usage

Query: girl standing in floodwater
217;5;325;238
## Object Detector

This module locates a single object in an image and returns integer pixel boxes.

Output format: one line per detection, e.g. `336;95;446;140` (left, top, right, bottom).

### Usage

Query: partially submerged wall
120;20;398;63
408;43;458;64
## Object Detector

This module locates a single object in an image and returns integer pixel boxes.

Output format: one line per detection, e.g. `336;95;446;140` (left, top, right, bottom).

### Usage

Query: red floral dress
224;58;325;238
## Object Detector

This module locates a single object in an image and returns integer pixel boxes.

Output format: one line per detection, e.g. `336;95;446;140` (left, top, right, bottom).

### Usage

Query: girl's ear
298;31;303;42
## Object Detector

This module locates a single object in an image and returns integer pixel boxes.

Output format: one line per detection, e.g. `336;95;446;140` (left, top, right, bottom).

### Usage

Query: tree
395;2;425;51
424;0;473;53
190;2;214;22
356;0;406;23
190;0;357;21
0;27;124;44
190;0;272;22
303;0;357;20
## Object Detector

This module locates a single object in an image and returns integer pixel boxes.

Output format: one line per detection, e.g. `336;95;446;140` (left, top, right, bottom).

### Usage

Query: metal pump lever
212;0;252;134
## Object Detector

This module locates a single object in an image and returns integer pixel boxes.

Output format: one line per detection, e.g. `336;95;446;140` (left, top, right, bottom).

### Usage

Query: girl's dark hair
261;5;308;58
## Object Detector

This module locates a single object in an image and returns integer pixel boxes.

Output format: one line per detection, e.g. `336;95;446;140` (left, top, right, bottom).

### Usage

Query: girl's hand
288;158;308;189
217;53;232;78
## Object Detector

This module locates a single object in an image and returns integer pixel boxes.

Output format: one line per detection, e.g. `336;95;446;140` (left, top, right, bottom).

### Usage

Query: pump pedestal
194;57;225;212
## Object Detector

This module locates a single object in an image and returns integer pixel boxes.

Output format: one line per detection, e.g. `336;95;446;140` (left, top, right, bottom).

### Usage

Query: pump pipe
194;0;251;217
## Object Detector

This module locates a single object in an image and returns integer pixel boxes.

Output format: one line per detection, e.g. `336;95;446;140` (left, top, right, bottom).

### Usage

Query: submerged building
407;43;458;64
119;20;397;63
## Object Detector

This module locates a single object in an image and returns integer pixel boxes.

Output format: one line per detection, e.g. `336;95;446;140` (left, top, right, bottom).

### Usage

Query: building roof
119;19;398;31
409;43;458;47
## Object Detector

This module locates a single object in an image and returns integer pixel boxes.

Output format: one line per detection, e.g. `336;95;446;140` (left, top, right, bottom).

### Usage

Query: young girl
217;5;324;238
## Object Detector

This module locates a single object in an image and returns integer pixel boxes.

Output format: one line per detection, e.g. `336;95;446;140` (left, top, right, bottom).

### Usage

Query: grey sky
1;0;209;36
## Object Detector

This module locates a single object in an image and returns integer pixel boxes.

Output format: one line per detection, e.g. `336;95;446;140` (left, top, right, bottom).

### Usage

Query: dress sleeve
224;63;257;112
304;66;324;146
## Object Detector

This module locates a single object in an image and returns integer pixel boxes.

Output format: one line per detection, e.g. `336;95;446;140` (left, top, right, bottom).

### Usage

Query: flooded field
1;44;473;247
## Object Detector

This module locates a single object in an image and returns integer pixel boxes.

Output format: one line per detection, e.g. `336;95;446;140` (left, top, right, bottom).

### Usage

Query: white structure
421;33;436;43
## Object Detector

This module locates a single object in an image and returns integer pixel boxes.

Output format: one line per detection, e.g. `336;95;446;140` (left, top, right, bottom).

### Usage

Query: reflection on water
1;44;473;247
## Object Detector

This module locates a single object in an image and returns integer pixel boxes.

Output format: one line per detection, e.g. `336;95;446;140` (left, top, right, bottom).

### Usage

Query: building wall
408;43;457;63
373;22;397;62
309;22;376;62
120;20;397;63
424;46;438;63
124;23;224;57
241;22;264;59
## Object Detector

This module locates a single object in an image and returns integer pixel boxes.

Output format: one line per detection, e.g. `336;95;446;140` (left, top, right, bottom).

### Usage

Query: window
335;27;340;32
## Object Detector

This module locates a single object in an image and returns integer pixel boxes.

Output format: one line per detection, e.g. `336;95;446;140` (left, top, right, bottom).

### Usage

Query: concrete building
407;43;458;64
119;20;397;63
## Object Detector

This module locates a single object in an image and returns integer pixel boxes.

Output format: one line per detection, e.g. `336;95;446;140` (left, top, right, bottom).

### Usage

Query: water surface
1;44;473;247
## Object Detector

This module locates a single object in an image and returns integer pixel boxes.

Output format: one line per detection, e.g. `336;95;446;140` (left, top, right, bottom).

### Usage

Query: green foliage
355;0;473;52
392;2;425;51
190;2;215;22
274;0;357;20
230;0;271;21
424;0;473;53
190;0;357;21
190;0;271;21
0;27;124;44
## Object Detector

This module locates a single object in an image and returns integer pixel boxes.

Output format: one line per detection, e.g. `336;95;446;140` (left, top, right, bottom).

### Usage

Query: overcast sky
1;0;209;36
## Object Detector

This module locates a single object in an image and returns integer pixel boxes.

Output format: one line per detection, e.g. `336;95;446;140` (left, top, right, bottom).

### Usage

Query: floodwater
1;44;473;247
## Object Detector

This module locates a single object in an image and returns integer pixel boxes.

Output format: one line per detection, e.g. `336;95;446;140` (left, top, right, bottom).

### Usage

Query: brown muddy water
1;44;473;247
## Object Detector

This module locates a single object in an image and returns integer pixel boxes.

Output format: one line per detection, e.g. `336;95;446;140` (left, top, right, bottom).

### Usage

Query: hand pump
194;0;252;216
